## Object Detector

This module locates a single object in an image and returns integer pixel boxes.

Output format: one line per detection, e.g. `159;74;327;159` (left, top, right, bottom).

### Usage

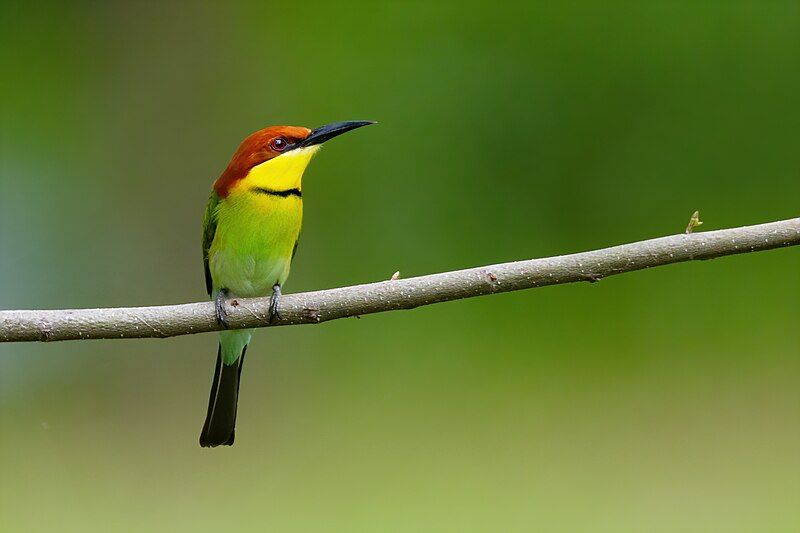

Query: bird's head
214;121;375;197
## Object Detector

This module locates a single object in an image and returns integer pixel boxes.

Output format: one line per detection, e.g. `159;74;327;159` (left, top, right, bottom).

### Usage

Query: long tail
199;344;246;447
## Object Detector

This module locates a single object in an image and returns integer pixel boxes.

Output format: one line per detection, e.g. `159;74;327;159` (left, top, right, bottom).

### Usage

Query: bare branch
1;217;798;343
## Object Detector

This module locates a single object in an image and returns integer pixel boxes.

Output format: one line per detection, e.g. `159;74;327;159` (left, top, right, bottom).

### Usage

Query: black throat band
251;187;302;198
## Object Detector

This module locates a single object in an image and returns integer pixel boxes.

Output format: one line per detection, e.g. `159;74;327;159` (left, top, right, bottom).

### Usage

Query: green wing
202;192;221;296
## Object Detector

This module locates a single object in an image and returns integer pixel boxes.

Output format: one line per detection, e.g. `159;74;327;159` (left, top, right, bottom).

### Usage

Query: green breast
208;191;303;297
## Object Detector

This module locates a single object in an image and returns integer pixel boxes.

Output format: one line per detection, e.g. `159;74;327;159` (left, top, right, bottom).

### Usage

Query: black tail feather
199;345;246;447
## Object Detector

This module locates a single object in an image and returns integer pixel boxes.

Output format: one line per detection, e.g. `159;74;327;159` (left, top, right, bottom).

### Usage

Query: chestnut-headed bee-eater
200;120;375;447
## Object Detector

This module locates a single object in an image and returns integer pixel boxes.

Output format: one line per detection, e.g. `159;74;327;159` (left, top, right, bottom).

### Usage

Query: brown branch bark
1;217;798;343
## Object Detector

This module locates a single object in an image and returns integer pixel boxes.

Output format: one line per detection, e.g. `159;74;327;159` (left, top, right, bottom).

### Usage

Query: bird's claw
268;284;282;324
215;289;231;329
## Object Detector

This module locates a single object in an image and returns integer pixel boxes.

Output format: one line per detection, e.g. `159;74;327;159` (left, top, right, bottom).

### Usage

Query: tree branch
2;217;798;343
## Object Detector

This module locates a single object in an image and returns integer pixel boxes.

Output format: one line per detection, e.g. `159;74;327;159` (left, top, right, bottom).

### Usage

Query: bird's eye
270;137;288;151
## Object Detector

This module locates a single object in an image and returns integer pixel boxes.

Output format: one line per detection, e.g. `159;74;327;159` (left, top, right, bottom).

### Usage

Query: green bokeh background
2;2;799;531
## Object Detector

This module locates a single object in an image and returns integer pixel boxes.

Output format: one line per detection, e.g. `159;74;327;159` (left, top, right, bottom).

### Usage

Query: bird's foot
215;288;231;329
268;284;282;324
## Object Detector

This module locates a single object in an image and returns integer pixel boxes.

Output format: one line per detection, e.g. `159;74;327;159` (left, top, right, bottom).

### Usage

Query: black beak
294;120;376;149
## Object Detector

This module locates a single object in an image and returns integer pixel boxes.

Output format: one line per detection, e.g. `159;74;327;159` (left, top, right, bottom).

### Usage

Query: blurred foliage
1;1;799;531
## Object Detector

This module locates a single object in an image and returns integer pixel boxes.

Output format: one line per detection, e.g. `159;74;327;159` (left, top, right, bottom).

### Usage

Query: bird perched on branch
200;120;375;447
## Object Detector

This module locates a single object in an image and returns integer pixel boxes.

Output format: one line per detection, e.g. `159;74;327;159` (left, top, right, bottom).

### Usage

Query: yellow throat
231;145;321;196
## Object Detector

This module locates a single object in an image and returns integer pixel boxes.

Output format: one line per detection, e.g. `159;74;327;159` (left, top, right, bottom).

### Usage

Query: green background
1;2;799;531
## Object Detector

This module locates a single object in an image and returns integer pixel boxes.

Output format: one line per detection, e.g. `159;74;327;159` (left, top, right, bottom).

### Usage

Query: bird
200;120;375;447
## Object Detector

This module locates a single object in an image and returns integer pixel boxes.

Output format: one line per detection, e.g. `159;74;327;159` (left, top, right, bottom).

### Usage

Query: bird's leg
268;284;282;323
215;288;231;329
